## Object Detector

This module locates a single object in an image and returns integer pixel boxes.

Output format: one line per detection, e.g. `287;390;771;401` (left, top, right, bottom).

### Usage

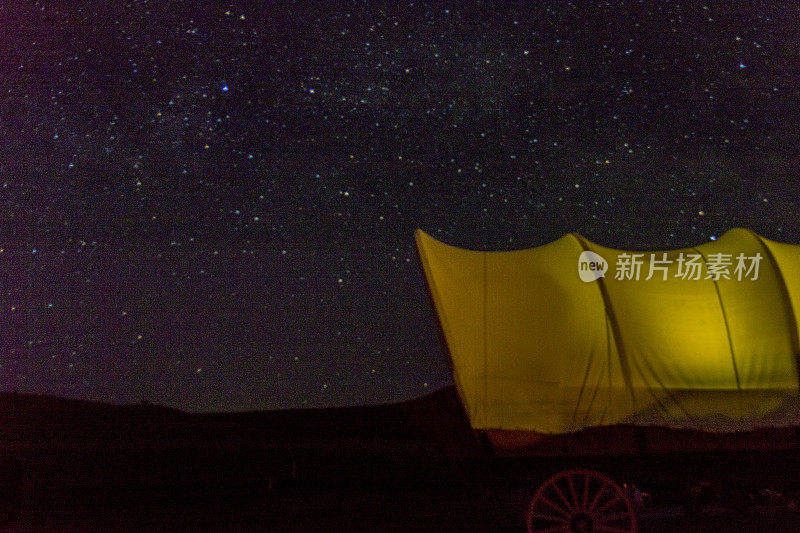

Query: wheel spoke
597;511;634;524
536;494;570;518
597;494;624;512
567;472;579;510
529;511;569;524
581;472;590;511
595;527;631;533
550;478;573;512
531;526;570;533
589;482;611;511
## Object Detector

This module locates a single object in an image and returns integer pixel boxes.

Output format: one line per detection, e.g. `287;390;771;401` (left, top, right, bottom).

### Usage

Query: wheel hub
569;512;594;533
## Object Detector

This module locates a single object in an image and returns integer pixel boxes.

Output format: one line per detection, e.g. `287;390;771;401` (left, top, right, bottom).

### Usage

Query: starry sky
1;1;798;411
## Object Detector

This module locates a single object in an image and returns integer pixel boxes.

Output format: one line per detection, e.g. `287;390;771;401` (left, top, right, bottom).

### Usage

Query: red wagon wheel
527;469;637;533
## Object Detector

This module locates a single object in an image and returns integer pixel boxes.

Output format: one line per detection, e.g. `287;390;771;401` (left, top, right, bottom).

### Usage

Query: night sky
1;1;799;411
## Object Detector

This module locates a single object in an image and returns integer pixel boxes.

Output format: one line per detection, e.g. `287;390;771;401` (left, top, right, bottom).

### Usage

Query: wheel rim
527;469;637;533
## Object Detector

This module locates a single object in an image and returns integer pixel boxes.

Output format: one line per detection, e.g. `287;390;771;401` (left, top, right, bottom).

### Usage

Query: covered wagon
416;228;800;531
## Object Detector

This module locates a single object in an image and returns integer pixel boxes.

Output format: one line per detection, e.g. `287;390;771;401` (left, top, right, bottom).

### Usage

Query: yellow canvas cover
416;228;800;434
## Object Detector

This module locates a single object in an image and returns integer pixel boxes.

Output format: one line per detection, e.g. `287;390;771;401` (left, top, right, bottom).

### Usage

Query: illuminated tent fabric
416;228;800;434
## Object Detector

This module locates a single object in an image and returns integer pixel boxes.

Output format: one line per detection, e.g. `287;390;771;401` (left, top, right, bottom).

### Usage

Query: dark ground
7;476;800;531
4;390;800;531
